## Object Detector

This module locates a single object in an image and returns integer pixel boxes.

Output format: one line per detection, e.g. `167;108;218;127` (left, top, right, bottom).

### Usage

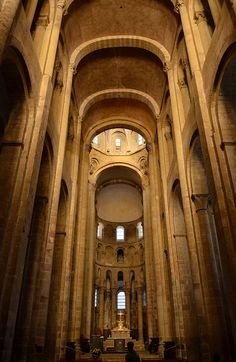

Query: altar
111;320;131;339
104;320;132;352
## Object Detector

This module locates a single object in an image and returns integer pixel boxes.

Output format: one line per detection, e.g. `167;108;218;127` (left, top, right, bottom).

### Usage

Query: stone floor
77;352;162;362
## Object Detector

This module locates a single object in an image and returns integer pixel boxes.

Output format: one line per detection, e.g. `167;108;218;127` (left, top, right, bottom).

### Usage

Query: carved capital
36;15;49;27
90;158;99;175
180;57;189;69
139;156;148;175
178;77;187;89
194;11;207;24
163;61;171;72
68;62;77;75
191;194;210;212
77;116;83;124
57;0;66;11
146;142;152;151
174;0;185;13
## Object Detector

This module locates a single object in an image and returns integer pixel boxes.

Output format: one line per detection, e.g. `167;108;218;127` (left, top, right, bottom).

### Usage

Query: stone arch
213;43;236;197
78;89;160;119
46;179;69;359
0;46;32;241
170;180;196;360
84;116;153;148
70;36;171;69
189;131;209;194
12;134;54;360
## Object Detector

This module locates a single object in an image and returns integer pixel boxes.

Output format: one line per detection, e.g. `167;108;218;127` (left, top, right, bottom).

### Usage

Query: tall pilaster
111;288;117;328
99;287;105;332
43;0;66;75
84;181;96;338
58;117;82;359
137;286;144;342
0;3;68;360
125;288;131;329
71;142;90;347
164;63;204;361
191;194;229;358
142;179;154;341
175;0;236;354
147;140;172;344
34;62;76;347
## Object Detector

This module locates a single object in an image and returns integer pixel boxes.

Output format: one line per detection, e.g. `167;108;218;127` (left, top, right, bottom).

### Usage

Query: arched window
94;288;98;307
115;137;121;150
97;222;103;239
93;135;99;144
117;291;126;309
116;225;125;241
137;222;143;239
137;134;143;145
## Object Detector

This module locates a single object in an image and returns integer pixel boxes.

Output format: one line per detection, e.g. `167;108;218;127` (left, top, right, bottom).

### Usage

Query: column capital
77;115;83;124
68;62;77;75
146;142;153;152
178;77;188;89
89;158;99;175
57;0;66;11
191;193;210;212
163;61;172;72
194;10;208;24
156;114;162;124
174;0;185;13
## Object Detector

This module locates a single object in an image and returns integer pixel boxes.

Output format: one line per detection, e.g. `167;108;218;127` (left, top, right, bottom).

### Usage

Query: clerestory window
115;138;121;150
117;291;126;309
116;225;125;241
137;222;144;239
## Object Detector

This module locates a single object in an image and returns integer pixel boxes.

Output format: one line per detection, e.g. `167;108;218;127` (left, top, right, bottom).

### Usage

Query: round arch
91;162;144;186
78;89;160;120
70;35;171;68
83;116;154;146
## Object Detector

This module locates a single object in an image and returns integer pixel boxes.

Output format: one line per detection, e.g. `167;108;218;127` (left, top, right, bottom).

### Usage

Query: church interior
0;0;236;361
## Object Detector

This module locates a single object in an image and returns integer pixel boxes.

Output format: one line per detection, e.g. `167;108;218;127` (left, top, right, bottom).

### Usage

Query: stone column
72;143;90;349
43;0;66;75
34;62;76;347
84;181;96;338
99;287;105;332
58;117;82;359
177;75;190;117
111;288;117;328
125;289;131;329
0;0;20;60
175;1;236;355
137;286;143;342
156;118;175;342
207;0;220;24
194;6;212;55
164;63;203;361
191;194;227;357
105;289;112;329
147;140;171;345
142;179;154;341
174;1;199;74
